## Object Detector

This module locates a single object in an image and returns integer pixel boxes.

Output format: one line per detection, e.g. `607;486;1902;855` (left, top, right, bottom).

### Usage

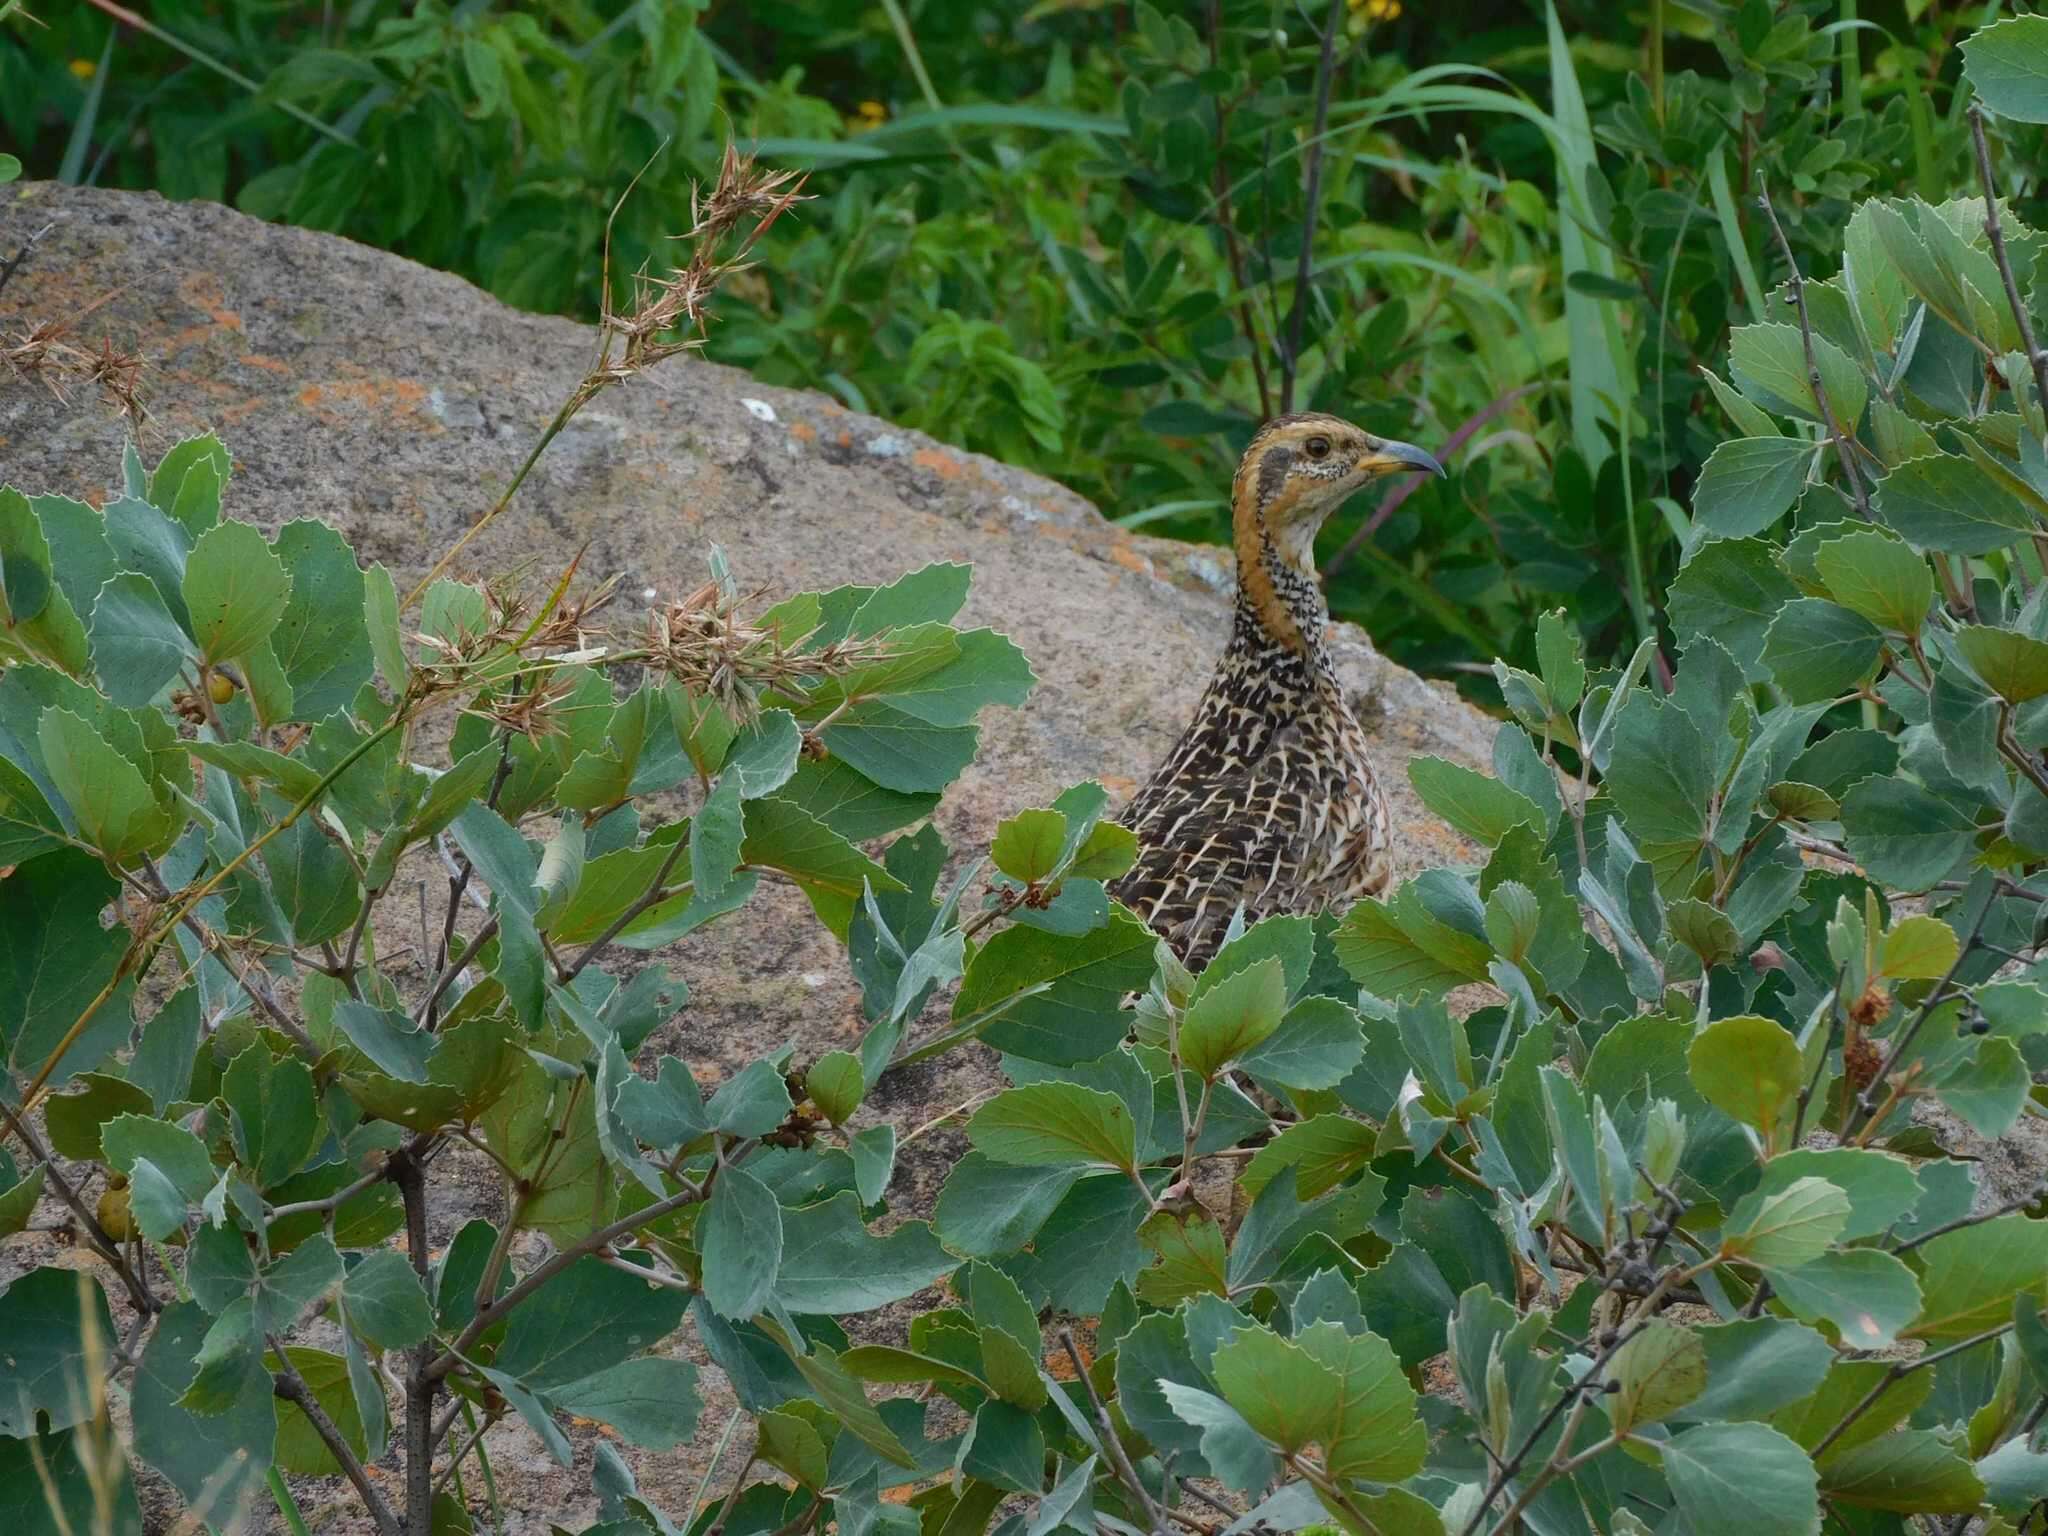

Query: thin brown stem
1281;0;1348;413
0;1097;157;1316
1969;105;2048;423
426;1174;710;1381
1755;177;1874;520
393;1152;437;1535
1811;1320;2016;1460
1061;1328;1168;1536
1205;0;1271;418
558;832;690;983
413;913;499;1027
273;1339;402;1536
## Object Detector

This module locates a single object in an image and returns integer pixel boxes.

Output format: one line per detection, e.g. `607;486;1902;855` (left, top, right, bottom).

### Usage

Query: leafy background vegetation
5;0;2041;690
9;7;2048;1536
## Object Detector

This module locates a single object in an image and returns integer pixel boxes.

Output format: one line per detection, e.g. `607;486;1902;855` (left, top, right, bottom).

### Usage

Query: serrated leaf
1962;14;2048;123
991;807;1066;883
1692;436;1816;537
554;1357;700;1451
1406;756;1547;847
1875;452;2038;554
493;1256;691;1388
1293;1320;1425;1482
703;1165;783;1321
1236;995;1366;1091
1878;914;1960;980
1611;1319;1707;1432
1669;536;1801;680
1821;1429;1985;1513
770;1195;955;1314
1766;1247;1923;1349
805;1050;865;1125
1813;530;1933;633
1724;1177;1851;1268
340;1249;434;1350
1179;956;1286;1079
966;1082;1137;1172
1840;776;1975;890
955;906;1158;1066
89;572;194;707
1955;625;2048;704
0;1267;119;1436
1660;1422;1820;1536
1732;319;1868;425
1156;1382;1277;1493
1762;598;1882;702
1688;1318;1835;1420
1906;1214;2048;1343
270;520;373;721
182;522;292;664
1208;1325;1343;1455
39;706;174;862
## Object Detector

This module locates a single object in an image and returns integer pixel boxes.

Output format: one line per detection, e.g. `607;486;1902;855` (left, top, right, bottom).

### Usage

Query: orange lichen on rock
912;446;967;480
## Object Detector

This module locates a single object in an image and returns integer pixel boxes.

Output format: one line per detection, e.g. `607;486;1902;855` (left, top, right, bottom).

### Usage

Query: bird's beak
1362;439;1447;478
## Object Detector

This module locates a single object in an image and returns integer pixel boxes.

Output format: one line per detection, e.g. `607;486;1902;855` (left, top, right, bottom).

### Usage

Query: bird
1110;412;1445;970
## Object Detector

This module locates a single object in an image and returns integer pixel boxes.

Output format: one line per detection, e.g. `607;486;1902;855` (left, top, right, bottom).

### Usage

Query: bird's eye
1305;435;1331;459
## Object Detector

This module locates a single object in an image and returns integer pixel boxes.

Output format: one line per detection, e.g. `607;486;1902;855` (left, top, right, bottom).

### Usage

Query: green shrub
9;25;2048;1536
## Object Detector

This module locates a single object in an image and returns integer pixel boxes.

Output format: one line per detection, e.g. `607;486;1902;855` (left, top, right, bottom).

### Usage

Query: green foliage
8;16;2048;1536
10;0;2040;695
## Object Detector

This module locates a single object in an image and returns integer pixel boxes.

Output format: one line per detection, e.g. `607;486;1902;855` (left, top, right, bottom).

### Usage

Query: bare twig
1890;1182;2048;1256
558;831;690;983
1755;176;1874;520
273;1340;403;1536
413;912;499;1027
1811;1320;2017;1460
0;1096;158;1317
1204;0;1270;418
266;1158;390;1222
1969;105;2048;426
1280;0;1348;413
392;1152;438;1535
1060;1328;1168;1536
1463;1187;1691;1536
426;1174;710;1381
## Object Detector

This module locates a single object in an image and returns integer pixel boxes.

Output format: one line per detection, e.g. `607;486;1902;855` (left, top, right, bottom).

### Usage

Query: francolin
1111;413;1444;969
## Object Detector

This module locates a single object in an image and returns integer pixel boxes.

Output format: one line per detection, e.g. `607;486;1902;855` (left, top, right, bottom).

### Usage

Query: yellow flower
855;100;886;126
69;57;98;80
1345;0;1400;17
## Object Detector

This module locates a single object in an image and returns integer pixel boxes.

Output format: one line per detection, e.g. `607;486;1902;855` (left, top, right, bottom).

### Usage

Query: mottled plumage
1112;413;1444;968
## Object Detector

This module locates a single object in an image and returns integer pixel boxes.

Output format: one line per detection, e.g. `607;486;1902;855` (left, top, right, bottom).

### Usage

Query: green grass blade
75;0;357;148
1839;0;1862;116
58;31;113;184
1546;0;1628;474
1707;141;1766;323
876;0;942;114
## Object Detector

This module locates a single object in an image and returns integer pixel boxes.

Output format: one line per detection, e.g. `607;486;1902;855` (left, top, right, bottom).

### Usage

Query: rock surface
0;181;1496;1532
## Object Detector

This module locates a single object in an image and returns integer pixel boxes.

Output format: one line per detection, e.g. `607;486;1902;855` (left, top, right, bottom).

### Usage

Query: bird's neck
1229;544;1333;691
1232;528;1330;660
1230;458;1331;658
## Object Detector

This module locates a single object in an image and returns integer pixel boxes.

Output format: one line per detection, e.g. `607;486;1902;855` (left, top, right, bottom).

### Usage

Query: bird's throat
1233;495;1327;658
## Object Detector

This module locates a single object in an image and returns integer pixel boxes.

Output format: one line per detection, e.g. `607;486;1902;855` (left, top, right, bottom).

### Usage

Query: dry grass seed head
646;579;899;721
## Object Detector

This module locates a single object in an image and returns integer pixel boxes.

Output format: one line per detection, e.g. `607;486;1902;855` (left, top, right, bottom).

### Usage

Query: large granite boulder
0;180;1494;1529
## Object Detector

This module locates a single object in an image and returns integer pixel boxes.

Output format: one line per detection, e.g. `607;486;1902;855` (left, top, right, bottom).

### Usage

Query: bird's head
1230;413;1444;647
